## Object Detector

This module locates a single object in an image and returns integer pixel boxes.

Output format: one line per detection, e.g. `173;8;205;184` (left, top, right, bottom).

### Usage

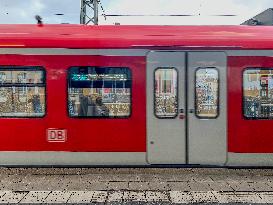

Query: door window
195;68;219;118
154;68;178;118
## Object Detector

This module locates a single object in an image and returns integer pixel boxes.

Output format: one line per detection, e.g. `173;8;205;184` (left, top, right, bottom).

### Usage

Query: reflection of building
241;8;273;25
155;69;177;95
260;75;269;100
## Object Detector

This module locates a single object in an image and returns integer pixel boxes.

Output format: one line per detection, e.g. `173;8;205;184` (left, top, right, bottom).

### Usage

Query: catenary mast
80;0;99;25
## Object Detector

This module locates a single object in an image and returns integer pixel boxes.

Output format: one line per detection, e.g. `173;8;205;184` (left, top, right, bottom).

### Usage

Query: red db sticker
47;129;67;142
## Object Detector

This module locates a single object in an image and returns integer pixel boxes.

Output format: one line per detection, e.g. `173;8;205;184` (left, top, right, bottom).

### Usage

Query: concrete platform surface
0;167;272;203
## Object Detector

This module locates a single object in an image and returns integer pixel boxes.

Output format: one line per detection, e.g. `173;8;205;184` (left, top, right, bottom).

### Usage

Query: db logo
47;129;67;142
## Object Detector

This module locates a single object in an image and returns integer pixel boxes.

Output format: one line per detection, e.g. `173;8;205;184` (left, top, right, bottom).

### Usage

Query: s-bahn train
0;24;273;166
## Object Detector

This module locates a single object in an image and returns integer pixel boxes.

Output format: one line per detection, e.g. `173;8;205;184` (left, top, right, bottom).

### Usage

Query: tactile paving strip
0;191;271;203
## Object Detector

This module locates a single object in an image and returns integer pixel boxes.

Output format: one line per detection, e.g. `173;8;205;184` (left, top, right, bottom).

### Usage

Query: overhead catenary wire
104;14;237;17
98;0;107;21
80;0;236;25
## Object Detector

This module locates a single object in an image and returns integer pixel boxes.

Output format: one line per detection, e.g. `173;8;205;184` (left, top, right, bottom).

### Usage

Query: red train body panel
0;25;272;49
0;24;272;166
0;55;146;152
228;56;273;153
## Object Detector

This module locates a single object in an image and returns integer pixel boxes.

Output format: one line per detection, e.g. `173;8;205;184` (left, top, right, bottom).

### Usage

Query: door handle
179;109;185;119
179;114;185;119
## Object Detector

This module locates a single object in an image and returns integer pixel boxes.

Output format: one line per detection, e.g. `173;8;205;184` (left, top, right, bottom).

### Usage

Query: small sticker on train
47;129;67;142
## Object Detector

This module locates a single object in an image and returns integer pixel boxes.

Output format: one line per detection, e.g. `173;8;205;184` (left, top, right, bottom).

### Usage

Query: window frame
67;66;132;119
0;66;46;118
194;67;220;119
153;67;179;119
242;67;273;120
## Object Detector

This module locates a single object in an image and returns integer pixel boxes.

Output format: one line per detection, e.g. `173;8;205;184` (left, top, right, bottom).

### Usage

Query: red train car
0;24;272;166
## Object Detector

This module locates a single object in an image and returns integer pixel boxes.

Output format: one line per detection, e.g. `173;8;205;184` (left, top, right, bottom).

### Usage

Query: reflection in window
196;68;219;118
154;68;178;118
243;69;273;119
0;68;45;117
68;67;131;117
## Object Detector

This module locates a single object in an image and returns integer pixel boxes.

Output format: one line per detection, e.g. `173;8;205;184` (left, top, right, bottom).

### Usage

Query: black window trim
154;67;179;119
67;66;132;119
194;67;220;119
242;67;273;120
0;66;46;118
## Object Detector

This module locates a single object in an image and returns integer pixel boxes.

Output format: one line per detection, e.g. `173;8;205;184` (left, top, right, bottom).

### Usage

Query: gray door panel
147;51;186;164
187;52;227;165
146;51;227;165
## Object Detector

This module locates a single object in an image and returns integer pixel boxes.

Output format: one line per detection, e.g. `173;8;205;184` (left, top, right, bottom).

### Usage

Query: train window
243;69;273;119
154;68;178;118
68;67;131;118
0;68;45;117
195;68;219;118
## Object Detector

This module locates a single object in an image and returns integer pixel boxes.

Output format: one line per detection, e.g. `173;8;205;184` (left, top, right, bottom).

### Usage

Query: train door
147;51;227;165
187;52;227;165
147;51;186;164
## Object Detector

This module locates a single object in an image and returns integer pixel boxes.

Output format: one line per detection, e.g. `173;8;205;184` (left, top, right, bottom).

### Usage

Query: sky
0;0;272;25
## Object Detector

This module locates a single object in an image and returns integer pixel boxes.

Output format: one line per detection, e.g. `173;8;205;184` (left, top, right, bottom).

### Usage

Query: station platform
0;167;272;204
